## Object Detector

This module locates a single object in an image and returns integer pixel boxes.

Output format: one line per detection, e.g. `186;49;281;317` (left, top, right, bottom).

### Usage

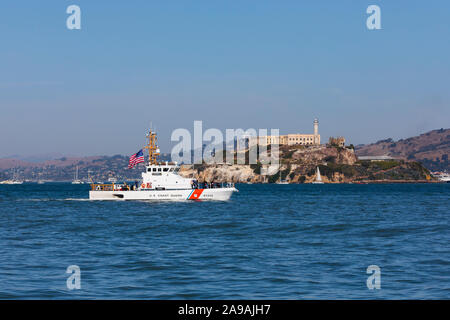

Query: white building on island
249;118;321;147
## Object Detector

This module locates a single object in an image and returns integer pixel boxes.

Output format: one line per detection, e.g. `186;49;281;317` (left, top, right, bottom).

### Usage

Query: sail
316;167;322;182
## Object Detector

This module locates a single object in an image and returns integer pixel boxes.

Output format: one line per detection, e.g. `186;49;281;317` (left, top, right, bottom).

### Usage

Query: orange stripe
189;189;204;200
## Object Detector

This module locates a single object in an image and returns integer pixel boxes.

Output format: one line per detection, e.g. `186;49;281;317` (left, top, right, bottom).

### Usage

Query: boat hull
89;187;237;201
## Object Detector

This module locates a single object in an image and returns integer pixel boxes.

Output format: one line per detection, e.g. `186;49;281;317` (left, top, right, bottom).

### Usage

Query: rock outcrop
179;144;432;183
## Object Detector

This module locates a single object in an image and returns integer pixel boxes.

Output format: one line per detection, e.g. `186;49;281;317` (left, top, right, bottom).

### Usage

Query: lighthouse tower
313;118;320;145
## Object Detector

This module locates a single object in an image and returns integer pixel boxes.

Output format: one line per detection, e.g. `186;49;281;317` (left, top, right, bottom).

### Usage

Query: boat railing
194;182;235;189
91;183;115;191
91;183;137;191
91;182;235;191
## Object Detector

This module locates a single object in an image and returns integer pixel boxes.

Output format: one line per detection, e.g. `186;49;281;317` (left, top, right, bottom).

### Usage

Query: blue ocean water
0;183;449;299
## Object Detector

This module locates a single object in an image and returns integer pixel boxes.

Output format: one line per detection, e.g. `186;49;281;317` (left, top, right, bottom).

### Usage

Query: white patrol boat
89;128;238;201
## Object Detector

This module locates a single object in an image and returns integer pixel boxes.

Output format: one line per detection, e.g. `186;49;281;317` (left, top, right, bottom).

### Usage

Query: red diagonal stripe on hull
189;189;204;200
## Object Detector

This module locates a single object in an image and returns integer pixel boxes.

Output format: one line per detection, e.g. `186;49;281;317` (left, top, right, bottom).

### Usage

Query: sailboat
312;166;324;184
72;166;84;184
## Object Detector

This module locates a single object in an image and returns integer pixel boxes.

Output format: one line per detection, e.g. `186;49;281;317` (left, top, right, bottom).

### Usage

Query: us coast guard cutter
89;128;238;200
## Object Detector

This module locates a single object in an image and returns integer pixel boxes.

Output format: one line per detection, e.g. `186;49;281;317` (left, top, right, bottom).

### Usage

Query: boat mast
144;128;160;165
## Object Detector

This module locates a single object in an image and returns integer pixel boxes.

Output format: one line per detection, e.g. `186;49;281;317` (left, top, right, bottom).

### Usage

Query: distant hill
355;128;450;171
1;153;69;163
0;153;171;182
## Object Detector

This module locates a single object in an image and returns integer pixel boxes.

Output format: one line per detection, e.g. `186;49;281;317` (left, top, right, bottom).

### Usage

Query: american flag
128;149;145;168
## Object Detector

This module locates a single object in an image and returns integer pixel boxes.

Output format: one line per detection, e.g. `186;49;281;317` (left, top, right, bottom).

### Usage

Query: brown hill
0;156;103;170
355;128;450;171
0;154;171;181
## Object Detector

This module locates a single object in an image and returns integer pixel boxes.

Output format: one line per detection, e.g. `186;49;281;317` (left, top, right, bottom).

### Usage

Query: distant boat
433;172;450;182
0;168;24;184
312;167;324;184
0;180;23;185
72;166;84;184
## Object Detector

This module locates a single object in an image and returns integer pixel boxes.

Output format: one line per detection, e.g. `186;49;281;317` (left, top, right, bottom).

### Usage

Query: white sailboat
72;166;84;184
312;166;324;184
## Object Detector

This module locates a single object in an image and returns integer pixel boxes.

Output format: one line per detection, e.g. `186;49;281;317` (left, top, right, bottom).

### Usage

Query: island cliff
179;144;433;184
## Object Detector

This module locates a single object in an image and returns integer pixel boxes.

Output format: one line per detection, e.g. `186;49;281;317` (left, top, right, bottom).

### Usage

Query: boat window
152;168;156;172
163;168;169;172
158;168;162;172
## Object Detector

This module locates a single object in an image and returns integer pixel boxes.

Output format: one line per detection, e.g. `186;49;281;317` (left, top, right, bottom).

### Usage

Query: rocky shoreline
179;145;436;184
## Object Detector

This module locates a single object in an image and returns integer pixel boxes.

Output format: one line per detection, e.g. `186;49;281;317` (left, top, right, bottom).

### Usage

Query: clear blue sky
0;1;449;157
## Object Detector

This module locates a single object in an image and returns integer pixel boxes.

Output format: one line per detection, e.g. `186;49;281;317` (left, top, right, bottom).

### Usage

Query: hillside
0;154;171;182
355;128;450;171
179;144;433;184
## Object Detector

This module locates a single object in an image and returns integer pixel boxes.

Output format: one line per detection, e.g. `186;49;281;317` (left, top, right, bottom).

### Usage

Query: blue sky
0;1;449;156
